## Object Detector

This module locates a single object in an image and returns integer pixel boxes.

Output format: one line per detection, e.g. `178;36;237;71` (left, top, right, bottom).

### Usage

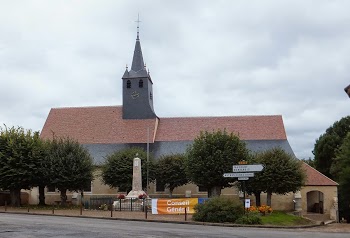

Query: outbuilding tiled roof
40;106;158;144
41;106;287;143
302;162;338;186
156;116;287;141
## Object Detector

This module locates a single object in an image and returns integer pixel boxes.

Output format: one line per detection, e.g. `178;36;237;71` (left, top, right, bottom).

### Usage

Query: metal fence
0;200;190;222
84;196;150;212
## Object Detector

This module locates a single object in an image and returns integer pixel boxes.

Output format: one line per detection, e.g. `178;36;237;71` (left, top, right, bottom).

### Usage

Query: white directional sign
223;172;254;178
232;164;264;172
238;177;249;181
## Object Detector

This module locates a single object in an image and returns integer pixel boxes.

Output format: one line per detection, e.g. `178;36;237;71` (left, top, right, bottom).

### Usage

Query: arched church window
139;79;143;88
150;92;153;100
127;80;131;88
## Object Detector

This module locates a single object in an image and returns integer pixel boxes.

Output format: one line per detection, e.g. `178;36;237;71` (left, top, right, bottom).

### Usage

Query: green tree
46;137;94;205
101;147;155;192
155;154;189;197
0;126;45;206
246;148;305;206
185;130;250;197
31;136;49;206
313;116;350;179
331;132;350;222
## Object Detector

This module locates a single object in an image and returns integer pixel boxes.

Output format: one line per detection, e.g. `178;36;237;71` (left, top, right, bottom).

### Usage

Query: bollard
80;202;83;215
52;204;54;214
185;207;187;221
145;200;148;219
110;202;113;218
119;198;122;211
4;201;7;212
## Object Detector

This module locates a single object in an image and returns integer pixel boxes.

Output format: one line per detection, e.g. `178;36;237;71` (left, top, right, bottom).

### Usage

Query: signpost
232;164;264;172
223;162;264;212
223;172;254;178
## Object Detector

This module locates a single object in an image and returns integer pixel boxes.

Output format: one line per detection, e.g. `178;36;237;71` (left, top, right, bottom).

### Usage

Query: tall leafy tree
101;147;155;192
46;137;94;205
185;130;250;197
313;116;350;179
155;154;189;197
246;148;305;206
30;134;49;206
0;126;45;206
331;132;350;222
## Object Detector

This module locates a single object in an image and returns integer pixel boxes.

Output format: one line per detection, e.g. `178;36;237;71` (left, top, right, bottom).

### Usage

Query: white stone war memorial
126;156;146;198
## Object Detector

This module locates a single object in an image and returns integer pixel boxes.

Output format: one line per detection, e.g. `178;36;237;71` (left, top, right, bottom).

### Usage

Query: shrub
258;205;272;215
235;212;262;225
248;205;273;215
192;197;244;223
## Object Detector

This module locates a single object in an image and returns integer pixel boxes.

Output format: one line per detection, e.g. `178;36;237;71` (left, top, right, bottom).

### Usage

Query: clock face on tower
131;91;140;99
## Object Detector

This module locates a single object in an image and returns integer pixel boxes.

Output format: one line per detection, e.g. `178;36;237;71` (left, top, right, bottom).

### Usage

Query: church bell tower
122;20;157;119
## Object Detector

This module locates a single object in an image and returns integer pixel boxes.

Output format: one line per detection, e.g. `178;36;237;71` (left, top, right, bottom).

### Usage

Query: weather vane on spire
135;13;141;40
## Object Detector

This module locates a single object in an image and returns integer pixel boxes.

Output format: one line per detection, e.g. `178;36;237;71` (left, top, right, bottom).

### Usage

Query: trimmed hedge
192;197;244;223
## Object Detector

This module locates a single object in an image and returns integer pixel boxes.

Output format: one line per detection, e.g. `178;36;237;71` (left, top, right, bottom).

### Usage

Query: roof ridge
160;115;282;119
52;105;122;110
303;162;339;185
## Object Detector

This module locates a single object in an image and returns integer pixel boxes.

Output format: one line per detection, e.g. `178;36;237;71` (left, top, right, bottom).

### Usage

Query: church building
39;27;337;218
41;28;294;165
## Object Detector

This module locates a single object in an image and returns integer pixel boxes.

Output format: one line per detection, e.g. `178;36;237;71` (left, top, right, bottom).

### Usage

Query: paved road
0;213;348;238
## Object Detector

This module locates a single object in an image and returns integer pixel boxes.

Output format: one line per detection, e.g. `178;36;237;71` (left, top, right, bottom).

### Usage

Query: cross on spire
135;13;141;40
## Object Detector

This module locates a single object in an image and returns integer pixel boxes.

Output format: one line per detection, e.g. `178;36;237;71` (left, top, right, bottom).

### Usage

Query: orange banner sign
151;198;199;214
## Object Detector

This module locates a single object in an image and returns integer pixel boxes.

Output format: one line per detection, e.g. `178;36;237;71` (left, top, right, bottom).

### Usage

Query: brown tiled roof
302;163;338;186
40;106;158;143
155;116;287;141
41;106;287;143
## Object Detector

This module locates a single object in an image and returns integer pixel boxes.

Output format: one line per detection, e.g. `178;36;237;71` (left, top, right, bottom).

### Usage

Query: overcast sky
1;0;349;159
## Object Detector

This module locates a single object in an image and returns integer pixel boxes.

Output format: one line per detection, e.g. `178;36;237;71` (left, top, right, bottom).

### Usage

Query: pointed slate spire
131;14;145;72
131;38;145;72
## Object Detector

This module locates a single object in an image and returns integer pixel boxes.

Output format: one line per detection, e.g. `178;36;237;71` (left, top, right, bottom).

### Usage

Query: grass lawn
260;211;313;226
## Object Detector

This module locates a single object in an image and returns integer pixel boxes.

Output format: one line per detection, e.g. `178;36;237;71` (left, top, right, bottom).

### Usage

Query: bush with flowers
117;194;125;199
138;193;147;199
248;205;273;215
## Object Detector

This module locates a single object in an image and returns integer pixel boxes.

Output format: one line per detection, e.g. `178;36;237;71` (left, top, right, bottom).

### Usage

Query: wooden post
185;207;187;221
80;201;83;215
52;204;54;214
119;198;122;211
4;201;7;212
